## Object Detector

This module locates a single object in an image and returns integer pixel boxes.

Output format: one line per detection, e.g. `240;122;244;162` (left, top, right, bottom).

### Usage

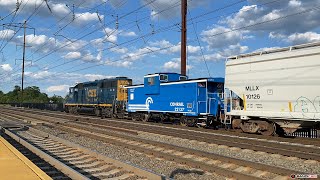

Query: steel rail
0;126;89;180
3;108;319;161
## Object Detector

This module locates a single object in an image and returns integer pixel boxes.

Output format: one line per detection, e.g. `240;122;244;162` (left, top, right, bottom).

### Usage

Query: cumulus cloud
84;74;116;81
141;0;210;20
149;40;200;54
64;52;81;59
269;32;320;45
0;29;15;40
0;64;13;71
189;44;248;62
224;0;320;34
105;60;133;68
109;47;128;54
201;26;244;49
162;58;192;71
46;85;70;93
119;31;137;37
0;0;104;27
25;70;117;83
73;12;103;26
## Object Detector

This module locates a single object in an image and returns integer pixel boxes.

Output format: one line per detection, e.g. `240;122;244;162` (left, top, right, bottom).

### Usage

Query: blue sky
0;0;320;97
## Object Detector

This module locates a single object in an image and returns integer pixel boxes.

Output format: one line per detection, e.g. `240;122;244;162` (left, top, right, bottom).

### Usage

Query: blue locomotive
125;73;224;126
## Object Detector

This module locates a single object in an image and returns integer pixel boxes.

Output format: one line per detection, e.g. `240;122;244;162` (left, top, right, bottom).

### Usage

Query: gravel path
35;125;225;180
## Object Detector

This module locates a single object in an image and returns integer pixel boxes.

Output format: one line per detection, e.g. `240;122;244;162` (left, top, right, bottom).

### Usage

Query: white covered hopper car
224;42;320;135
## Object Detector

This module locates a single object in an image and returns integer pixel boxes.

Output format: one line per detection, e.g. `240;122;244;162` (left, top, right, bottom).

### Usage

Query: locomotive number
175;107;185;112
246;94;260;99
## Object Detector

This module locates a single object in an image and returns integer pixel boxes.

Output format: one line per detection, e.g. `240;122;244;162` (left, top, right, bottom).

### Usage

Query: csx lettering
245;86;259;91
170;102;184;106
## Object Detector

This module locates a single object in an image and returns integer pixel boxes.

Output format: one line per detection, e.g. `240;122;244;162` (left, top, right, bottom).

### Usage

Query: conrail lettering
245;86;259;91
170;102;184;106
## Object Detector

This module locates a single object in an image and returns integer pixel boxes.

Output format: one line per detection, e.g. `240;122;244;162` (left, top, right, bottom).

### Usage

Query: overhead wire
25;3;320;84
188;9;211;77
3;0;314;88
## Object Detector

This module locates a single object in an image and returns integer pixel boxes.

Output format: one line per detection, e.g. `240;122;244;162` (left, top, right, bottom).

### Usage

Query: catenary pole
181;0;187;76
21;20;27;103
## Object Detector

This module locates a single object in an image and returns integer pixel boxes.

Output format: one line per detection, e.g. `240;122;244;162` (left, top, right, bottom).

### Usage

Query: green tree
0;86;67;104
49;95;64;103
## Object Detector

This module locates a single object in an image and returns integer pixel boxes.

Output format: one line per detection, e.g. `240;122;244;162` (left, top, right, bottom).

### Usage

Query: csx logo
88;89;97;97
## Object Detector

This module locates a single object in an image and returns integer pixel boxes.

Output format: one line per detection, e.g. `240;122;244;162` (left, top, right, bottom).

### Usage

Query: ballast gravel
137;132;320;175
35;125;224;180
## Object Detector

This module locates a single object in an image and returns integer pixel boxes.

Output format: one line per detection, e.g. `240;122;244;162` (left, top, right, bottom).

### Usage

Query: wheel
180;116;187;126
131;113;138;121
159;114;167;123
260;122;276;136
94;108;101;116
143;114;150;122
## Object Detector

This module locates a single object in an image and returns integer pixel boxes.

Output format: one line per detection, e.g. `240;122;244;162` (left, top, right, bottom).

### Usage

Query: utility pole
1;21;34;104
181;0;187;76
21;20;27;104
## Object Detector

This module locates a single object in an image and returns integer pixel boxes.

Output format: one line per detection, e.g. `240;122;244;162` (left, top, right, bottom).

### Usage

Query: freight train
65;42;320;135
65;73;224;127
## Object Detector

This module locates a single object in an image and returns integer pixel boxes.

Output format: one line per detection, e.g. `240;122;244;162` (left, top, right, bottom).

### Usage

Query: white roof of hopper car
227;41;320;60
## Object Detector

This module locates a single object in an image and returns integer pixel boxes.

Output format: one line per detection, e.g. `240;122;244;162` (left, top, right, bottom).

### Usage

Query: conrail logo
170;102;184;106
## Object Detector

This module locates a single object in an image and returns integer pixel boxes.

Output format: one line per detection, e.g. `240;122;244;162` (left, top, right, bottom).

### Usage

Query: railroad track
5;106;320;146
0;118;164;179
2;107;320;161
0;130;70;179
0;108;311;180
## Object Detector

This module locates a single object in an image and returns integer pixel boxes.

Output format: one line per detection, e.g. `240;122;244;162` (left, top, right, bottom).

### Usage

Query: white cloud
64;52;81;59
24;70;117;84
73;12;103;26
109;47;128;54
105;60;133;68
0;64;13;71
28;71;52;79
162;58;192;71
201;26;243;48
84;74;115;81
225;0;320;34
149;40;200;54
119;31;137;37
0;0;103;27
102;28;118;43
141;0;210;20
254;46;281;52
269;31;320;45
189;44;248;62
0;29;15;40
46;85;69;93
289;0;302;7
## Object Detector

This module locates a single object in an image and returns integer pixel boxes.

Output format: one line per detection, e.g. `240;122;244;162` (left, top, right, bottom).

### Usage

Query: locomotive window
179;76;187;81
148;77;155;85
160;74;168;82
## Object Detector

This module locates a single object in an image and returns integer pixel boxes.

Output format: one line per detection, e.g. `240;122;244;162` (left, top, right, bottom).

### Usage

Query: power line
188;9;211;77
0;0;179;81
31;4;320;80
